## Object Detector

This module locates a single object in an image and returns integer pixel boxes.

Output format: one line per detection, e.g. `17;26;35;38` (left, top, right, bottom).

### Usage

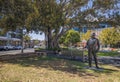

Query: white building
0;29;21;46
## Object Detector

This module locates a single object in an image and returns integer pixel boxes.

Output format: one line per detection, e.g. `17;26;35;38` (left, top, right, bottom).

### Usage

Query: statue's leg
88;49;92;67
92;51;99;68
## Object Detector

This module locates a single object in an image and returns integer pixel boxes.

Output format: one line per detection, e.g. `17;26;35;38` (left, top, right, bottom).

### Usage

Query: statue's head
91;33;96;38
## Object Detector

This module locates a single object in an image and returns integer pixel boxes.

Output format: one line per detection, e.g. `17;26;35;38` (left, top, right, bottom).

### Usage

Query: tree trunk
51;39;59;48
47;27;52;49
46;32;60;50
46;26;69;50
50;35;60;50
44;32;48;48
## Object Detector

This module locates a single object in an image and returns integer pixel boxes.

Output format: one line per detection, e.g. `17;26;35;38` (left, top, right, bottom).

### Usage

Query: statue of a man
86;33;100;68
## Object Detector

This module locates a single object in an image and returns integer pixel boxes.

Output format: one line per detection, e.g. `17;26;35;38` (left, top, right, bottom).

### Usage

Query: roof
0;36;21;41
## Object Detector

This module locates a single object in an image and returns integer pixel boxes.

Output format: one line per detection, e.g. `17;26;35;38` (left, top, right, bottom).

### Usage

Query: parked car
34;45;40;49
5;45;15;50
14;46;23;50
0;46;4;50
0;45;15;50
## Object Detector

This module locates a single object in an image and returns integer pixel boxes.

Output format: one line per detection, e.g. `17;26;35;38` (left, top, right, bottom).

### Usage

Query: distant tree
0;29;4;36
33;40;40;46
81;30;92;41
23;34;31;48
59;30;80;46
24;34;31;42
99;27;120;47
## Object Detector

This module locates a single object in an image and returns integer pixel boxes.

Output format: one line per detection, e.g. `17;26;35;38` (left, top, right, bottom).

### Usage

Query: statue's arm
97;39;100;51
85;39;89;48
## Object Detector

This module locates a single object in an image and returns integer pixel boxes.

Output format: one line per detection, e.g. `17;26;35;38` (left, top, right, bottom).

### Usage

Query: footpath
98;56;120;66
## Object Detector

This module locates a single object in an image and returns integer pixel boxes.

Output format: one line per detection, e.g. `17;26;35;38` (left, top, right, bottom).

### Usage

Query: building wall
82;23;112;35
0;29;21;46
72;23;112;48
73;23;111;34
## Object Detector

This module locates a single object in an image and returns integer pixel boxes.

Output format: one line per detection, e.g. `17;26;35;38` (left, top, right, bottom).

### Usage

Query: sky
29;33;45;40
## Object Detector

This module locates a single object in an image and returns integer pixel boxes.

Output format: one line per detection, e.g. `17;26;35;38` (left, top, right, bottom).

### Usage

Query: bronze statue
86;33;100;68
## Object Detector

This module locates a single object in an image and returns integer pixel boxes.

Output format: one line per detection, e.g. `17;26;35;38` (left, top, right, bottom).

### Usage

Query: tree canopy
0;0;120;49
0;0;35;32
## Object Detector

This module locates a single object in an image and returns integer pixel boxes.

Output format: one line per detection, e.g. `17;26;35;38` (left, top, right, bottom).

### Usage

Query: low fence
59;48;84;61
35;48;85;61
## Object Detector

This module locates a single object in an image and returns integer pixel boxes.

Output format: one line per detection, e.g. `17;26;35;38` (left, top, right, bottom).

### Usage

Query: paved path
98;56;120;66
0;48;34;55
98;56;120;60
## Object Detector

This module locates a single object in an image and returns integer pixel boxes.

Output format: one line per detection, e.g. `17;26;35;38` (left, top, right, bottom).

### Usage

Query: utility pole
21;26;26;53
21;27;24;53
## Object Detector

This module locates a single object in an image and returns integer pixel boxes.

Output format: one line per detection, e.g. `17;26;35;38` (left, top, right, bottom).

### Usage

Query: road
0;48;35;55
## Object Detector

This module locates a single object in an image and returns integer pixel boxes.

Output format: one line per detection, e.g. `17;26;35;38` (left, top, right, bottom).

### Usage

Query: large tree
30;0;89;49
1;0;119;50
93;0;120;27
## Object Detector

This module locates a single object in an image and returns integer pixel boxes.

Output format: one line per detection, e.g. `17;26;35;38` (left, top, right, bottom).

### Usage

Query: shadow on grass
0;55;119;77
92;67;119;74
114;66;120;69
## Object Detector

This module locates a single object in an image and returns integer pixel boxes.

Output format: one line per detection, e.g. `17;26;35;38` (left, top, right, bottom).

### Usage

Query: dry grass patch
0;56;120;82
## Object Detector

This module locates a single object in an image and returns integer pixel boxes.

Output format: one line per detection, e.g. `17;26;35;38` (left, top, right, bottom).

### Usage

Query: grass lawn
84;50;120;57
97;51;120;57
0;55;120;82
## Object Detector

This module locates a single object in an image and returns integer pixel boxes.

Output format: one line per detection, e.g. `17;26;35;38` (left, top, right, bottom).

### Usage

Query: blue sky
29;33;45;40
